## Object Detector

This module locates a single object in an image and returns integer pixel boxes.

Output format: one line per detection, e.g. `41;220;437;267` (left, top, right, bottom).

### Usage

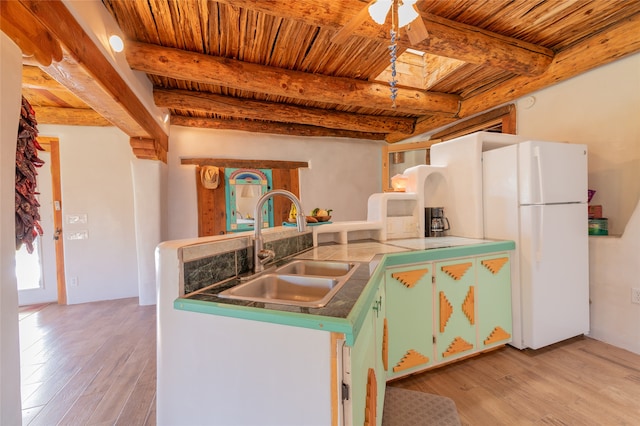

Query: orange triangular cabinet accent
439;291;453;333
443;336;474;358
484;326;512;345
481;257;509;275
382;318;389;371
393;349;430;372
364;368;377;426
462;286;475;325
391;269;429;288
441;262;472;280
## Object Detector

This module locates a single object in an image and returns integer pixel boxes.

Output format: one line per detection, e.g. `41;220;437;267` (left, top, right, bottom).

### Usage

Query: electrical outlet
632;288;640;304
69;276;79;287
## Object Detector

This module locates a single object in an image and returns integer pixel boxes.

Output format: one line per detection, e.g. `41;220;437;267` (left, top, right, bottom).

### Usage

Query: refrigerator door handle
534;145;544;204
535;205;543;263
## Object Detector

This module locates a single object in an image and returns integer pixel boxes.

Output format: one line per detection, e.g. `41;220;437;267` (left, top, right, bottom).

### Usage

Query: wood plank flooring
19;298;156;426
390;337;640;425
19;298;640;425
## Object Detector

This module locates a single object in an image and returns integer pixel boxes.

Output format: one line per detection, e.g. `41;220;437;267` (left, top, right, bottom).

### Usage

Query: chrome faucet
253;189;306;273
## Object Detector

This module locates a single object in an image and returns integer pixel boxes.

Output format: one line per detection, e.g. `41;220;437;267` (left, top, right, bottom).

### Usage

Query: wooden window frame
382;105;516;191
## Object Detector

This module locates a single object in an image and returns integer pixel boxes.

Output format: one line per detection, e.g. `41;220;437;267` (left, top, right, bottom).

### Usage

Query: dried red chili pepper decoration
15;96;45;253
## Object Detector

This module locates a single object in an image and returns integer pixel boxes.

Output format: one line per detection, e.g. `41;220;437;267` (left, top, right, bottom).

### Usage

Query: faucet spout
253;189;306;273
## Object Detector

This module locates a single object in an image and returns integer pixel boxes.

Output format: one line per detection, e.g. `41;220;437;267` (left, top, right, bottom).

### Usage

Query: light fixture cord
388;0;399;108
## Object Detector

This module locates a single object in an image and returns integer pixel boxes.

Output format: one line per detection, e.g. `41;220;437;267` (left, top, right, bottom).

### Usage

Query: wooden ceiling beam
21;64;65;90
458;11;640;118
126;41;460;117
0;0;62;66
154;89;415;134
214;0;554;76
385;11;640;142
170;115;386;141
15;0;169;162
31;106;111;127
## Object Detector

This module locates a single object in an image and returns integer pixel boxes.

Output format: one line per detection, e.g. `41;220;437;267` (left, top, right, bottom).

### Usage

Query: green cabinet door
351;283;386;426
373;284;386;424
385;265;433;380
477;254;513;349
435;258;477;362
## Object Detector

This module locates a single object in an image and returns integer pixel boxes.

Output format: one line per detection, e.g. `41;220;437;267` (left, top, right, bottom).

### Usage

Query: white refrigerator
483;141;589;349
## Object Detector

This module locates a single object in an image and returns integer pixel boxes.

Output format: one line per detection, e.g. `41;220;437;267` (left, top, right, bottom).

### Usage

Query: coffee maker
425;207;450;237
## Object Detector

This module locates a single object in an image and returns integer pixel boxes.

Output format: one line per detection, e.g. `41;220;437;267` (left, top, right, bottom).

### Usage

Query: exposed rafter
126;41;461;117
385;11;640;142
154;89;415;134
214;0;555;77
12;0;169;162
170;116;386;140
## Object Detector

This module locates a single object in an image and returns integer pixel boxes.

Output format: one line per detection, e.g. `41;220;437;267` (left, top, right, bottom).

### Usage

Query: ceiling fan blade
331;0;387;45
405;16;428;45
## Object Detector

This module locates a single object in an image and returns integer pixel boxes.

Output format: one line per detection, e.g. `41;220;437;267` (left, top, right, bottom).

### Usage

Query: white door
518;203;589;349
518;141;588;205
16;151;57;305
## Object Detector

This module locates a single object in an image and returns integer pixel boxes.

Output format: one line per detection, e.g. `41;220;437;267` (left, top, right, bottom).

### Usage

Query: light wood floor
390;337;640;425
19;298;156;426
19;298;640;425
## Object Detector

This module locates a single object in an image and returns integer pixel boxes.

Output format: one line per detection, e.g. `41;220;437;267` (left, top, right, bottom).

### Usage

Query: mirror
225;168;273;232
382;141;434;192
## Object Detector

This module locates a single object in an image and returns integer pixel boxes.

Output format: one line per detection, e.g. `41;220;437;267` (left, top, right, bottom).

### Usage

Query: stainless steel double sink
217;259;359;308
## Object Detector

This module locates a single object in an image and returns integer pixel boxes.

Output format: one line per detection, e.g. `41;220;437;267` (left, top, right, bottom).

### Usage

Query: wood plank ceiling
6;0;640;161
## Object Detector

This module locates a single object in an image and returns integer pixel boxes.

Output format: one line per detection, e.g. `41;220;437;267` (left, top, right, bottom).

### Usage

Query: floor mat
382;386;461;426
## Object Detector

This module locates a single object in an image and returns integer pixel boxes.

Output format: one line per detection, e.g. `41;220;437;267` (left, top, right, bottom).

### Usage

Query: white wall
517;53;640;237
37;125;140;304
589;200;640;354
516;53;640;354
0;33;24;426
167;126;384;240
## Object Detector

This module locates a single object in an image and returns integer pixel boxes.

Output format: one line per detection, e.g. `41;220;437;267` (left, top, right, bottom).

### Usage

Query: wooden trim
182;158;308;170
382;140;435;192
330;332;342;426
37;136;67;305
195;166;225;237
431;104;516;141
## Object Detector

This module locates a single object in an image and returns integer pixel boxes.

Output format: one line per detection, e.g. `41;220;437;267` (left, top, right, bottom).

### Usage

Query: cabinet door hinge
342;382;350;401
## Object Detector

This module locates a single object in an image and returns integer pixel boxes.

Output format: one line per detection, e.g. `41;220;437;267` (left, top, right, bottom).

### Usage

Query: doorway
15;137;66;305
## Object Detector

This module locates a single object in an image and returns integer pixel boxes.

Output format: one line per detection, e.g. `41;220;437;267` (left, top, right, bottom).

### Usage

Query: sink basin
218;260;360;307
276;260;354;277
218;274;340;307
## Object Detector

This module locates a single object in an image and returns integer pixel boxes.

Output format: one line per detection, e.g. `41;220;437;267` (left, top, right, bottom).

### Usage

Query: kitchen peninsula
156;228;514;425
